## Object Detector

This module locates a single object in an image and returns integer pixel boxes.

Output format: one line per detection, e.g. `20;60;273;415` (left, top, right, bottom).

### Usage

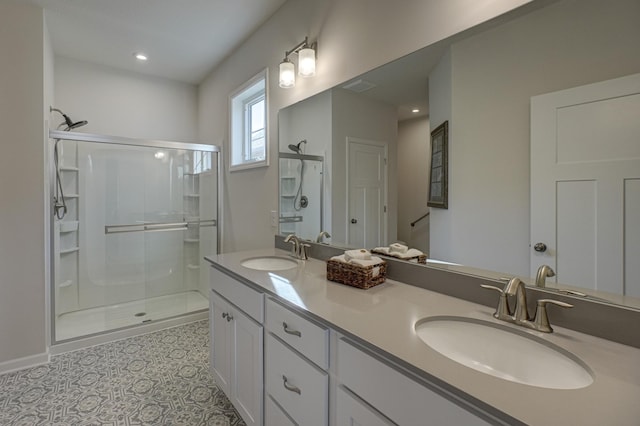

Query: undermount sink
415;316;593;389
241;256;298;271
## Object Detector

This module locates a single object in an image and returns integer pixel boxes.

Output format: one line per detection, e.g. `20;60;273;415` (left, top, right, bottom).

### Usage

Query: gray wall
397;116;430;252
0;1;47;367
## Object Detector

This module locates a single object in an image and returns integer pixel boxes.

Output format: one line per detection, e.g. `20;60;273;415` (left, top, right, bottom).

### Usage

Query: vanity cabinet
264;297;329;426
336;338;491;426
209;268;264;426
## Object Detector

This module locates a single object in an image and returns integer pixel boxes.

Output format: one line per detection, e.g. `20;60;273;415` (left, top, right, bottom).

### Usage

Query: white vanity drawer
337;338;491;426
210;266;264;322
266;297;328;369
266;333;328;426
265;394;296;426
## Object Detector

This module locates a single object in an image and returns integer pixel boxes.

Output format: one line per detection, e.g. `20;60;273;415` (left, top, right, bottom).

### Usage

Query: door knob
533;242;547;252
351;218;358;224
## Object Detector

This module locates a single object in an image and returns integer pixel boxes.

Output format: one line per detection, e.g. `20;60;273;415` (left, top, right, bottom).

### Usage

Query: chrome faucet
535;265;555;288
284;234;310;260
481;278;573;333
504;277;530;323
316;231;331;243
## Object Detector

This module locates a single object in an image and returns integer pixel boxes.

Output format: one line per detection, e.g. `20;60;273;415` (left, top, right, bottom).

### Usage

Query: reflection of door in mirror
531;73;640;298
347;138;387;247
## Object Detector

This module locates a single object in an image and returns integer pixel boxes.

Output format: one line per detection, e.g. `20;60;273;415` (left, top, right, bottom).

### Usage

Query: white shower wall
54;141;215;314
79;144;186;308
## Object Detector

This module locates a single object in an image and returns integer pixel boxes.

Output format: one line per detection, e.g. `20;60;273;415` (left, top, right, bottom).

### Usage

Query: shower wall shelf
60;166;79;172
59;280;73;288
63;194;79;199
59;221;79;233
60;247;79;254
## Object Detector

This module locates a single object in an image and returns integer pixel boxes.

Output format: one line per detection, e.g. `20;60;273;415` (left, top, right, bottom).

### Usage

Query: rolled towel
330;254;348;263
344;249;372;262
389;242;408;254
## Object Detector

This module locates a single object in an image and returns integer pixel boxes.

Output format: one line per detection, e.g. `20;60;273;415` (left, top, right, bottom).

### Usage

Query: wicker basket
326;259;387;289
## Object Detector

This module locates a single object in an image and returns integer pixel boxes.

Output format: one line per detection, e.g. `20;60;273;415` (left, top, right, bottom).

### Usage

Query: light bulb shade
279;60;295;88
298;47;316;77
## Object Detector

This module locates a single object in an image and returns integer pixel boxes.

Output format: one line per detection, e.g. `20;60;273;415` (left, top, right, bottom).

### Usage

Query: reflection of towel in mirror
373;247;424;259
344;249;372;262
389;242;408;254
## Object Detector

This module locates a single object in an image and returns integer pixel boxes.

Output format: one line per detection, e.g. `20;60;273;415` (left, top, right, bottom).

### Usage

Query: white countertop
206;248;640;426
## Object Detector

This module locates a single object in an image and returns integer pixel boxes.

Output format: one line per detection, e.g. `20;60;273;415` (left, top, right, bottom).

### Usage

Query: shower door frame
48;130;221;345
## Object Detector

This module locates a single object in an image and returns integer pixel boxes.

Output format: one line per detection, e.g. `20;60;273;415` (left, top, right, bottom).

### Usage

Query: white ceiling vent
342;79;377;93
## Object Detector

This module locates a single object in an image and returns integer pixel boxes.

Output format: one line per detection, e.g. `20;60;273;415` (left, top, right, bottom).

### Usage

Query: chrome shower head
288;139;307;154
50;107;88;130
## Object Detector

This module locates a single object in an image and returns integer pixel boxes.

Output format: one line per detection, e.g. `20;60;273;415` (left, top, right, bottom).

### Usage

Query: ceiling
29;0;288;84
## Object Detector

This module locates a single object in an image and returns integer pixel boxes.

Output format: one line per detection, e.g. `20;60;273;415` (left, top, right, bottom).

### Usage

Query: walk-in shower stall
49;130;219;343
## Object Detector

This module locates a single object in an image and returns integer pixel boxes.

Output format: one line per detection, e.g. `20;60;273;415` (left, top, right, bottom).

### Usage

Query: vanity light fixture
279;36;316;88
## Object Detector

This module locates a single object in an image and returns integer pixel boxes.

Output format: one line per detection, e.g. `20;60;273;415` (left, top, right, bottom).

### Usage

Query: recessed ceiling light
134;52;148;61
412;108;420;113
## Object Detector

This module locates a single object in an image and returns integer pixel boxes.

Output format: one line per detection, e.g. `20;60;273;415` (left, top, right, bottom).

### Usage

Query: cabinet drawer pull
226;314;233;322
222;312;227;319
282;375;301;395
282;322;302;337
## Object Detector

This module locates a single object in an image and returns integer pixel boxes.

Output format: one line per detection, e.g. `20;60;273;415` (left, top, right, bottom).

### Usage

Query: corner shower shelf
184;194;200;198
63;194;79;199
60;166;79;172
184;238;200;243
59;280;73;288
187;264;200;270
60;247;79;254
59;221;79;233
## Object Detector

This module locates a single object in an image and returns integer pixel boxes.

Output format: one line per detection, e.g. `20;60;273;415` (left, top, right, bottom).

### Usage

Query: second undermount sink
241;256;298;271
415;316;593;389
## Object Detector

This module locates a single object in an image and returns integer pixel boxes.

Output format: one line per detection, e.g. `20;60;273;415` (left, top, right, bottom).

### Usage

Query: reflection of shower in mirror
278;150;324;241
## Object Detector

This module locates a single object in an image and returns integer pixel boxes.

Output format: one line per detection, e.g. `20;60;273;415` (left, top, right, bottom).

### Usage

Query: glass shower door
54;135;218;342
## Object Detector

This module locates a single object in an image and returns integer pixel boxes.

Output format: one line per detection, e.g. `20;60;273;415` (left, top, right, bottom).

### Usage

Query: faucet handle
533;299;573;333
299;242;311;260
481;284;511;320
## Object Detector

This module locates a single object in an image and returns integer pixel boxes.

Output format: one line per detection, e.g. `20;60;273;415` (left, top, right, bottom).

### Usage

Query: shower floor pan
56;290;208;341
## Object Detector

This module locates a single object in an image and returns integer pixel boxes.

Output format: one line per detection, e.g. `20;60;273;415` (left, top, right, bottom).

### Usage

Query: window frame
229;69;269;171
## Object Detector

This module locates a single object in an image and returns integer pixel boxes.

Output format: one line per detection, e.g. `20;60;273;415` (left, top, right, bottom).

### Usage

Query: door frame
345;136;389;247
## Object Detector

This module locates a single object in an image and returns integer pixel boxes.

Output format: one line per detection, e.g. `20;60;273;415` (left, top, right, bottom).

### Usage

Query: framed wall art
427;121;448;209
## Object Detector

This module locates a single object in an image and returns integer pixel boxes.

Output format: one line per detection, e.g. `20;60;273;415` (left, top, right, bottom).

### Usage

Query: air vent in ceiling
342;79;377;93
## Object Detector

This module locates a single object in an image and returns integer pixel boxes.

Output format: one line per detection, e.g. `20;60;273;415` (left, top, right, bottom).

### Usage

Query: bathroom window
229;69;268;171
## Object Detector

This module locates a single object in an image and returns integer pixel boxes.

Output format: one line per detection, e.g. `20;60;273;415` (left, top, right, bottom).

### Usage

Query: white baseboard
0;351;50;376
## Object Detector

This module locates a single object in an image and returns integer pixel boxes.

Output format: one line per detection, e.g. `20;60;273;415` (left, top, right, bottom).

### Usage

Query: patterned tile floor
0;320;246;426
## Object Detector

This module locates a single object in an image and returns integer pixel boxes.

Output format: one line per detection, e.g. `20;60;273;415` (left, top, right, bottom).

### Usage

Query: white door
347;138;387;247
531;73;640;296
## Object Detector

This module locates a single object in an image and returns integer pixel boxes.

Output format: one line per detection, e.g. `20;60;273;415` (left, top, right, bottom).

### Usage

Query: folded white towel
373;246;390;255
344;249;372;261
349;256;384;268
389;242;408;254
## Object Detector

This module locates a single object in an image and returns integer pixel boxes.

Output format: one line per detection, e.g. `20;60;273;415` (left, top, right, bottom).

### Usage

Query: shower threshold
55;290;208;341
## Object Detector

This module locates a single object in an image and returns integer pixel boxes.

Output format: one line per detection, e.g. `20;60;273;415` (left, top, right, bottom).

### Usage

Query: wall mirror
278;0;640;311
